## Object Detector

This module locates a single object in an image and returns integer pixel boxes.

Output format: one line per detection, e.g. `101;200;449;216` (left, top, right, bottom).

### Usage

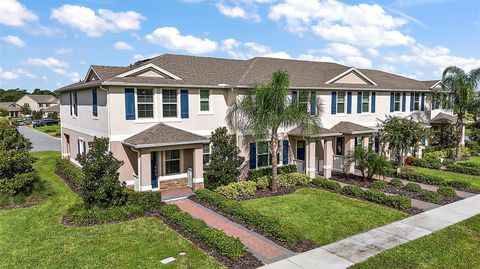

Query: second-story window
362;92;370;113
337;91;346;113
39;103;44;107
200;90;210;111
137;89;154;118
414;92;420;111
162;89;177;117
299;91;309;111
394;92;401;112
203;143;210;166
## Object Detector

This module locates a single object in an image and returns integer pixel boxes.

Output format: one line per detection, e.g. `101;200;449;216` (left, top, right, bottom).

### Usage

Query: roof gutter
122;139;210;149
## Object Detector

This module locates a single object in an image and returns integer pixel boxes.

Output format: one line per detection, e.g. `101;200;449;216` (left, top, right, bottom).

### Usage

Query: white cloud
55;47;73;54
322;43;361;57
145;27;217;54
221;38;241;51
2;35;25;47
114;41;134;51
133;54;160;61
26;57;68;68
297;54;338;63
0;0;37;27
244;42;270;54
263;51;292;59
269;0;415;48
216;3;260;21
0;67;36;80
53;68;80;82
367;48;379;57
380;64;396;72
343;56;372;68
51;5;145;37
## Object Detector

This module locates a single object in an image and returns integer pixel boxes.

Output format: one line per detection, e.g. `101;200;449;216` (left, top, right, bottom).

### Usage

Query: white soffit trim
84;66;101;83
116;63;183;80
325;67;377;86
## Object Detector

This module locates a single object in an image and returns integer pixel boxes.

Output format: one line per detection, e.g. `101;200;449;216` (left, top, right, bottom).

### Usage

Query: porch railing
333;155;344;171
316;157;324;176
295;159;305;173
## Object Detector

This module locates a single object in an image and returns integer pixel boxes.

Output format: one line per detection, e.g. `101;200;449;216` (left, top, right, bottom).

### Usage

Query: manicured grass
458;156;480;165
241;188;407;246
0;151;222;269
352;214;480;269
35;124;61;137
408;165;480;190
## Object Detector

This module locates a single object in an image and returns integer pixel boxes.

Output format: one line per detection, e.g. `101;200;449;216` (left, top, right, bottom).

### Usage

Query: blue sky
0;0;479;91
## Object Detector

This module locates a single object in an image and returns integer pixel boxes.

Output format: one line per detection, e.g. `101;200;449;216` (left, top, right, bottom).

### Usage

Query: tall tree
226;70;321;192
432;66;480;159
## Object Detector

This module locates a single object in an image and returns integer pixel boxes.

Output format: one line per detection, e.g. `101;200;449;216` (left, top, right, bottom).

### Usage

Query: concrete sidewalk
261;194;480;269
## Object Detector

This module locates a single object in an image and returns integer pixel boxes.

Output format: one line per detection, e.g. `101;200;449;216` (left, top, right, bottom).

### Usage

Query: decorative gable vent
325;68;377;85
116;63;182;80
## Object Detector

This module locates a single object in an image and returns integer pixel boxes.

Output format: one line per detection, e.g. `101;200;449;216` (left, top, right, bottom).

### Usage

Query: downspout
130;146;141;191
99;85;111;150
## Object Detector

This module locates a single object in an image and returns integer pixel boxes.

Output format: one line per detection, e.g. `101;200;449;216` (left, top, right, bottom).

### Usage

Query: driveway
18;126;61;152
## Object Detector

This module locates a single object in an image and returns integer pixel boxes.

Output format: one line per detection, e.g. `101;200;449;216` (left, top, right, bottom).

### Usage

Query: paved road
18;126;61;152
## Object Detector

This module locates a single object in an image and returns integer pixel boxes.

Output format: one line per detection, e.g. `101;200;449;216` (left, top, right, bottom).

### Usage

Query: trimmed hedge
160;204;246;259
248;164;297;181
411;158;441;169
405;183;422;192
341;185;364;198
339;185;411;210
420;190;442;204
390;178;404;188
55;158;84;187
399;170;472;190
447;162;480;176
437;186;457;197
372;180;388;190
312;177;342;190
446;180;471;190
195;189;303;244
254;176;271;189
215;181;257;199
278;172;310;188
126;190;162;211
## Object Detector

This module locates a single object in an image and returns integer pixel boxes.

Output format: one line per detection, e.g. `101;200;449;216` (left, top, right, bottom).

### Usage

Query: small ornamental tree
379;116;427;166
76;137;127;208
345;146;392;180
205;127;244;189
20;103;31;115
0;108;8;117
0;119;38;196
430;123;456;149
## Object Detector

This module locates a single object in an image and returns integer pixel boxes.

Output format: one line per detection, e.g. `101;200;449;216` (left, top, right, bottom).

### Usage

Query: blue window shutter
431;99;436;110
390;92;394;112
77;139;80;156
421;93;425;111
69;92;73;115
92;89;98;117
249;143;256;169
410;93;414;111
371;92;376;113
402;93;406;112
357;91;362;113
292;90;298;104
74;91;78;116
347;92;352;114
180;89;189;118
125;88;135;120
331;91;337;114
82;141;86;156
282;140;289;164
310;91;316;115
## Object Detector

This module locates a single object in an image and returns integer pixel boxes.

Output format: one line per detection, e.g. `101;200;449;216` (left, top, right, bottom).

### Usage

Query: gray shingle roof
330;121;375;134
43;105;59;113
288;126;342;138
57;54;439;92
430;112;457;124
0;102;21;112
25;94;58;103
123;123;209;148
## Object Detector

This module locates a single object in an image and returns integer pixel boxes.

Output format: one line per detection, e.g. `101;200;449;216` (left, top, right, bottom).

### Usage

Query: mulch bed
0;198;41;210
190;195;318;253
331;174;462;206
149;211;264;269
56;172;82;196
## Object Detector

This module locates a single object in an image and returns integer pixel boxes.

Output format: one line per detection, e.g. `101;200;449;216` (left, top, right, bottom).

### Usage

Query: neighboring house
16;94;59;115
43;104;60;118
56;54;454;192
0;102;21;117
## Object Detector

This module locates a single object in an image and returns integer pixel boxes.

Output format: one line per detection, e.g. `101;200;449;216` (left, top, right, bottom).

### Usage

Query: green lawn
458;156;480;165
35;124;61;137
0;151;222;269
352;214;480;269
408;165;480;190
241;188;407;246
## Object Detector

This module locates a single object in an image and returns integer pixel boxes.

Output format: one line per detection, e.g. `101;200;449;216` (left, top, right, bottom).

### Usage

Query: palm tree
432;66;480;159
226;70;322;192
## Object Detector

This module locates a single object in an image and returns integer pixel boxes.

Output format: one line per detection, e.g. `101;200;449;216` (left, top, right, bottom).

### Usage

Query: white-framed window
72;91;78;116
362;92;370;113
137;89;154;118
299;91;309;111
414;92;420;111
335;137;344;156
165;150;180;175
200;90;210;112
39;103;44;107
394;92;401;112
257;141;280;168
162;89;178;118
337;91;346;114
203;143;210;166
78;138;86;157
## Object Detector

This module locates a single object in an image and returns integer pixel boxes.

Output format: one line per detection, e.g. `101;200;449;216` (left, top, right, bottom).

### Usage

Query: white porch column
323;138;333;179
139;150;152;191
361;135;369;149
306;140;316;178
345;135;356;174
192;147;204;190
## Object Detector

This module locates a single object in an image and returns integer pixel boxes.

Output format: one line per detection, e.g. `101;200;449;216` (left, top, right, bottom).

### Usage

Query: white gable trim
84;66;101;83
430;80;442;89
325;67;377;86
116;63;182;80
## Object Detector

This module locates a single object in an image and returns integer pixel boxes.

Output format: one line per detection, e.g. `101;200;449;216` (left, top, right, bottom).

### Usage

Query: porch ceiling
123;123;209;149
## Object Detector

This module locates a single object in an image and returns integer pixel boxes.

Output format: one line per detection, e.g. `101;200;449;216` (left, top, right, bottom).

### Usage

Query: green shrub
390;178;404;187
160;204;246;259
446;180;471;190
248;165;297;181
215;181;257;199
466;140;480;156
341;185;364;198
361;189;412;210
195;189;303;244
399;172;445;186
312;177;342;190
442;159;455;166
55;158;84;187
372;180;388;190
126;190;162;211
248;169;264;181
279;164;298;174
411;158;441;169
437;186;457;197
254;175;271;189
420;190;442;204
405;182;422;192
447;162;480;176
0;172;40;196
423;150;447;160
278;172;310;188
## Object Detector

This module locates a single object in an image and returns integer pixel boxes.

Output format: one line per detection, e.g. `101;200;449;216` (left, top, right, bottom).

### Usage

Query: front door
151;152;158;189
297;141;305;161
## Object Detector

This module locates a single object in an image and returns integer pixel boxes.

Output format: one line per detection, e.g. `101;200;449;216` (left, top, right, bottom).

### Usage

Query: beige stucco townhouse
56;54;455;193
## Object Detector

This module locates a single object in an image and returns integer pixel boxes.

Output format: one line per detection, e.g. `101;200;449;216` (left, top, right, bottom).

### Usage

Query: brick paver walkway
172;199;294;264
